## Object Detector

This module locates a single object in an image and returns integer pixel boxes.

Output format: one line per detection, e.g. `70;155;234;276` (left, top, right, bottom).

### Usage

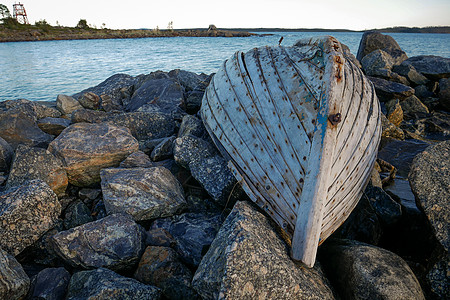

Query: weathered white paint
201;36;381;267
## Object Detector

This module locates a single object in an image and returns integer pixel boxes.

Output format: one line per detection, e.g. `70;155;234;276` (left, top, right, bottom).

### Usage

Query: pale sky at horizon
2;0;449;30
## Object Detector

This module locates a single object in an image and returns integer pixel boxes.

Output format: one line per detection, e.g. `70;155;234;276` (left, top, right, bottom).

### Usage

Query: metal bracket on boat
328;113;342;126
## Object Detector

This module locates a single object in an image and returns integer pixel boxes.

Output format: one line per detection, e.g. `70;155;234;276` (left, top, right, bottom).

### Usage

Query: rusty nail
328;113;342;125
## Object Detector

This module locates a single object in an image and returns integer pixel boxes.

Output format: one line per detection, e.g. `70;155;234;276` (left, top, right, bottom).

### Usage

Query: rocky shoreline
0;27;256;43
0;32;448;299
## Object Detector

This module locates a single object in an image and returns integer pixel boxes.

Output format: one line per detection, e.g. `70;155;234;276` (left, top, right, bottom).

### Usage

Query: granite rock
177;114;206;138
134;246;197;300
400;95;429;117
28;267;71;300
319;239;425;300
37;117;71;136
66;268;161;300
438;77;450;111
71;108;109;123
145;228;177;248
0;248;30;300
56;94;83;115
368;76;414;102
63;200;94;229
357;31;408;64
78;92;101;110
51;214;145;271
192;201;335;299
400;55;450;80
381;113;405;140
392;64;428;86
364;185;402;225
100;167;186;221
0;180;61;255
385;99;403;127
48;122;139;187
151;212;224;267
409;140;449;251
119;151;154;168
150;136;175;161
6;145;68;197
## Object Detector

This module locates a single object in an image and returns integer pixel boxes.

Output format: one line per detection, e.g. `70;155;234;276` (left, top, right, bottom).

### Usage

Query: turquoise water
0;32;449;101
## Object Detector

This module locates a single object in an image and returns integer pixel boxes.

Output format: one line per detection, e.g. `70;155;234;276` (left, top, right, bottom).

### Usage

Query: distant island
1;18;448;43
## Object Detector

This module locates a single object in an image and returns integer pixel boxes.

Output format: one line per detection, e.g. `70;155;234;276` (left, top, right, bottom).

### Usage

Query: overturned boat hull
201;36;381;267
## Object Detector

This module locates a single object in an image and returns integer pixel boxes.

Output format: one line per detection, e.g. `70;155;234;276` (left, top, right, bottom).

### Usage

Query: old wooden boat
200;36;381;267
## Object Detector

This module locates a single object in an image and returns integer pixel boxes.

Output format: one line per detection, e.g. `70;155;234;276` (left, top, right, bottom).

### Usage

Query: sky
1;0;449;30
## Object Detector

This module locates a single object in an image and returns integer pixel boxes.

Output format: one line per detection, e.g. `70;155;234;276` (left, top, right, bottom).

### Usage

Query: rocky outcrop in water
0;35;448;299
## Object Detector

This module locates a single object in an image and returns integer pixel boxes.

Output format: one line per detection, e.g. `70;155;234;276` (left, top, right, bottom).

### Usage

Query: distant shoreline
0;25;448;43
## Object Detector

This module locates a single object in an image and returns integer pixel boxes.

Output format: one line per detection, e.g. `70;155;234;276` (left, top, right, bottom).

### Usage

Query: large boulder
392;64;428;86
368;76;414;102
100;167;186;221
66;268;161;300
319;239;425;300
0;105;53;149
71;109;176;141
51;214;146;271
361;49;395;76
409;140;449;251
134;246;197;299
0;136;13;172
192;201;335;299
72;73;138;109
0;248;30;300
356;31;408;64
151;212;224;267
6;145;68;197
48;122;139;187
126;76;185;113
28;267;71;300
400;55;450;79
0;180;61;255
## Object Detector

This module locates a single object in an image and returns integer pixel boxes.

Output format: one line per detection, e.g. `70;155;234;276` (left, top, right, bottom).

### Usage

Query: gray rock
78;188;101;201
78;92;101;110
438;77;450;111
0;105;54;150
150;136;175;161
0;248;30;300
127;77;184;113
178;114;206;138
100;94;123;112
364;185;402;225
0;180;61;255
72;73;138;108
357;31;408;64
100;167;186;221
368;76;414;102
414;84;435;99
185;91;205;114
319;239;425;300
134;246;197;300
392;64;429;86
0;99;61;120
192;201;335;299
400;55;450;79
168;69;210;92
37;117;71;136
119;151;154;168
56;94;83;115
63;200;94;229
29;267;71;300
6;145;68;197
361;49;395;76
173;136;237;206
400;95;429;117
51;214;145;271
145;228;177;248
66;268;161;300
151;212;224;267
385;99;403;127
381;113;405;140
409;140;449;251
72;110;176;141
48;123;139;187
0;136;13;172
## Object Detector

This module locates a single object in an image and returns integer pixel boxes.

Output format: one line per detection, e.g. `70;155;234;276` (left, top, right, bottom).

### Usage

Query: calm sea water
0;32;449;101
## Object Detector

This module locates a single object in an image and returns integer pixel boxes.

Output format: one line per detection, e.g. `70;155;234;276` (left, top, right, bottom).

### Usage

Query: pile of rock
0;33;448;299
